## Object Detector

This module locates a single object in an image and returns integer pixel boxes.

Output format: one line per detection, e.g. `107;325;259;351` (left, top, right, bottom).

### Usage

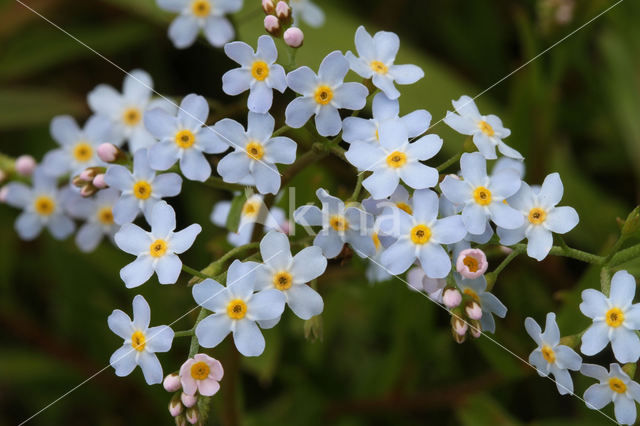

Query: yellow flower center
386;151;407;168
245;142;264;161
410;224;431;245
174;129;196;149
122;107;142;126
605;307;624;328
541;345;556;364
463;255;479;273
227;299;247;320
473;186;492;206
314;85;333;105
396;202;413;215
191;0;211;17
528;208;547;225
370;60;388;74
329;215;348;232
133;181;152;200
97;206;114;225
34;196;55;216
73;142;93;163
478;120;495;136
251;61;270;81
463;288;480;303
190;361;210;380
609;377;627;394
372;232;381;250
242;200;260;218
131;330;146;352
149;239;168;258
273;271;293;291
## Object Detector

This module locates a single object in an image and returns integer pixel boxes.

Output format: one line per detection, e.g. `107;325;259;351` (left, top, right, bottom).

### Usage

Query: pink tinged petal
380;240;416;275
285;284;324;319
105;165;134;190
388;64;424;85
291;246;327;283
611;328;640;363
544;206;579;234
264;137;296;165
354;26;375;59
614;394;637;425
345;142;384;171
88;84;122;116
155;254;182;284
313;232;344;259
398;162;438;190
285;96;317;129
246;289;286;321
526;225;553;261
580;289;609;318
138;351;163;385
431;215;466;245
181;375;198;396
4;182;32;208
224;41;254;66
151;201;176;238
121;256;155;288
489;168;522;198
371;74;399;100
108;309;133;339
151;173;182;197
443;111;476;135
132;294;151;329
192;279;228;311
584;383;613;410
198;379;221;396
286;66;318;95
538;172;564;208
315;105;342;137
462;203;489;235
411;189;439;223
332;82;368;110
145;325;174;353
451;95;481;120
257;35;278;63
222;68;252;96
472;133;498;160
195;313;232;348
580;321;610;356
233;320;265;357
460;152;488;186
260;231;292;270
180;149;211;182
406;134;442;161
440;176;471;205
524;317;542;344
541;312;560;345
418;243;451;279
204;16;234;48
610;270;636;308
115;223;150;255
110;345;137;377
318;51;348;85
168;15;199;49
50;115;81;146
144;107;178;139
248;83;273;114
363;168;400;200
488;202;524;230
253;161;281;195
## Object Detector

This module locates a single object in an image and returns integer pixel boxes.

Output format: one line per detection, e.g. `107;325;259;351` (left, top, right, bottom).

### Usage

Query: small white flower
294;188;376;259
377;189;466;278
579;271;640;363
440;152;523;235
114;201;201;288
66;188;120;252
88;69;176;153
210;194;287;246
346;120;442;200
525;312;582;395
252;231;326;320
157;0;242;49
215;112;297;195
285;51;368;137
222;35;287;113
4;168;75;241
581;363;640;425
444;95;522;160
343;92;430;145
193;260;286;356
290;0;325;28
105;148;183;224
345;26;424;100
145;94;227;182
455;274;507;333
41;115;112;177
497;172;579;261
108;294;174;385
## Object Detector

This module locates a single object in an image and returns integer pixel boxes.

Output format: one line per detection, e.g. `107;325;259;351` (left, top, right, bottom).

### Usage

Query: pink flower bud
164;373;182;392
80;185;97;197
15;155;36;176
264;15;280;34
186;407;199;425
93;174;107;189
181;392;197;408
442;288;462;309
262;0;275;14
97;143;119;163
79;169;94;182
453;318;468;336
465;302;483;320
284;27;304;48
275;1;291;19
456;248;488;279
0;185;8;203
168;399;183;417
499;245;514;254
470;321;482;338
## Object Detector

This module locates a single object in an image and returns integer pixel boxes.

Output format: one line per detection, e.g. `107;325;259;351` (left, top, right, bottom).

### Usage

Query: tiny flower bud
452;317;468;336
284;27;304;48
262;0;275;14
175;415;188;426
0;170;6;184
185;407;199;425
453;331;466;344
442;288;462;309
97;143;121;163
622;207;640;237
465;302;483;320
470;320;482;338
499;245;514;254
0;185;8;203
181;392;197;408
456;248;488;279
15;155;36;176
169;396;184;417
80;184;98;197
264;15;280;35
93;173;108;189
79;169;94;182
164;373;182;392
275;1;291;19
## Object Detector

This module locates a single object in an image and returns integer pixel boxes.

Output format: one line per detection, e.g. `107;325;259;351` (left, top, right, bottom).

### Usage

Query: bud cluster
262;0;304;48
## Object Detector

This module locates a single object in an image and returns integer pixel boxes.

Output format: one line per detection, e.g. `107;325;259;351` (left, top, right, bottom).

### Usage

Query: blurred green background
1;0;640;424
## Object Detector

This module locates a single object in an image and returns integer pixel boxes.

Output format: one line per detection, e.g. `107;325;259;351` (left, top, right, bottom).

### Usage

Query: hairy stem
609;243;640;267
512;243;604;264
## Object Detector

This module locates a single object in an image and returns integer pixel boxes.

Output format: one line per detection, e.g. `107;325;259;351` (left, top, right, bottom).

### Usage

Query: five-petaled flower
179;353;224;396
581;363;640;425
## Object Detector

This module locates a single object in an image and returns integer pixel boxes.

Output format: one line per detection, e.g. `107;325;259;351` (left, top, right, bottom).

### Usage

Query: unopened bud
622;207;640;237
262;0;275;14
181;392;197;408
469;320;482;338
442;288;462;309
15;155;36;176
169;395;184;417
275;1;291;20
185;407;199;425
0;170;6;184
465;302;483;320
79;167;103;182
284;27;304;48
264;15;280;35
80;184;97;197
452;317;468;336
164;373;182;392
304;314;323;342
0;185;8;203
175;415;188;426
97;143;125;163
93;173;107;189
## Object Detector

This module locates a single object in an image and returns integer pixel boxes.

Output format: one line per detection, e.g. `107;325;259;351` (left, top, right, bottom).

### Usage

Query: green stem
436;152;462;172
188;308;209;357
203;176;247;192
272;125;291;137
609;243;640;267
512;243;604;264
174;329;194;338
182;264;211;280
486;248;523;291
347;172;366;202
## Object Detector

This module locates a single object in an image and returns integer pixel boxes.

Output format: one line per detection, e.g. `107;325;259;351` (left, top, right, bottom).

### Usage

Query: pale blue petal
233;320;264;356
286;284;323;319
285;96;316;128
120;256;155;288
196;313;232;348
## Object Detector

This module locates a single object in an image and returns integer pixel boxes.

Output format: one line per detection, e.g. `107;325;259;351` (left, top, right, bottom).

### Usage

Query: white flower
4;168;75;241
252;231;326;320
105;148;183;224
440;152;524;235
210;194;287;246
215;112;296;194
285;51;368;137
66;188;120;252
345;26;424;100
88;69;176;153
114;201;201;288
193;260;286;356
377;189;466;278
342;92;430;145
493;156;525;179
443;95;522;160
579;271;640;363
525;312;582;395
108;294;174;385
497;173;579;261
346;120;441;200
157;0;242;49
145;94;227;182
455;274;506;333
294;188;376;259
41;115;112;177
222;35;287;113
290;0;325;28
581;363;640;425
361;195;397;284
438;194;493;261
